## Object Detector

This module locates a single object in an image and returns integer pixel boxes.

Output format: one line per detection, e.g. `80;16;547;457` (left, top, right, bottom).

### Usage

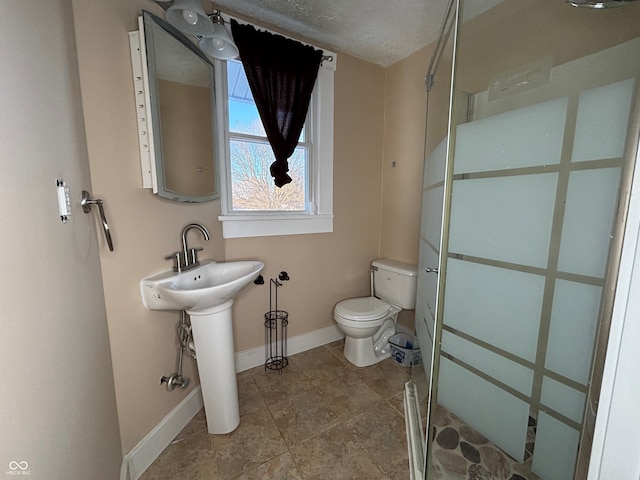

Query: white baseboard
234;324;344;372
122;324;344;480
121;387;204;480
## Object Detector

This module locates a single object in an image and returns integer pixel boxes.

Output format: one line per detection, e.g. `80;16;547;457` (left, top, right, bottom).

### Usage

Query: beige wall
72;0;390;454
380;47;432;265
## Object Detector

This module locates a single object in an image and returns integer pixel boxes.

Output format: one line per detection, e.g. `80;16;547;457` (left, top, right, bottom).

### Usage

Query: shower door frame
404;0;459;478
577;70;640;478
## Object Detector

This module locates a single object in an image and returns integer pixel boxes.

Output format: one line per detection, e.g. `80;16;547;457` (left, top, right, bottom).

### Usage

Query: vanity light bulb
213;38;225;51
182;9;199;26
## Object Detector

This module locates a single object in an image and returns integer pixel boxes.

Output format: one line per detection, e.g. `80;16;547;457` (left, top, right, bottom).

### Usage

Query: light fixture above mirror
155;0;239;60
199;10;239;60
166;0;213;35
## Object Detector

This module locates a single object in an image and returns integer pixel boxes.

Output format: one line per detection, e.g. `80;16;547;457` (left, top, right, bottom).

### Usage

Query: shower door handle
81;190;114;252
425;267;439;274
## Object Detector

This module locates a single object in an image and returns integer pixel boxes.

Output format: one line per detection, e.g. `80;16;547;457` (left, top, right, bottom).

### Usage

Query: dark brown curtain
230;20;323;188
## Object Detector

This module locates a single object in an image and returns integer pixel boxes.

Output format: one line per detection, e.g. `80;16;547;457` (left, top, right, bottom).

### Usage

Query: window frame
216;21;336;239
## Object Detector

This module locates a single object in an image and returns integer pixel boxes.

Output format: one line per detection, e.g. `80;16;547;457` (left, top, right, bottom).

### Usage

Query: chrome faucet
181;223;210;270
166;223;210;273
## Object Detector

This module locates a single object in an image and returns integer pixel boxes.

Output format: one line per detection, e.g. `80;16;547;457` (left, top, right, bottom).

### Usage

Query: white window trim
217;19;336;239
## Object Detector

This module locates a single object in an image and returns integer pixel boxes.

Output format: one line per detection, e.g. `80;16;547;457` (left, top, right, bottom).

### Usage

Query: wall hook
254;275;265;285
278;271;290;281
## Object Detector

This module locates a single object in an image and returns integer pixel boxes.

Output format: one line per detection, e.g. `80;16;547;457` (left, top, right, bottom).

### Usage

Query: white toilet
334;259;418;367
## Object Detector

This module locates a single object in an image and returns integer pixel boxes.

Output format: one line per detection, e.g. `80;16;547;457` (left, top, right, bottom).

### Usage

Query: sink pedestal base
188;299;239;434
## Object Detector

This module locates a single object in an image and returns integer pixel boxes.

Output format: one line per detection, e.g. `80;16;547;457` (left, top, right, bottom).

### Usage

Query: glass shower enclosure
407;0;640;479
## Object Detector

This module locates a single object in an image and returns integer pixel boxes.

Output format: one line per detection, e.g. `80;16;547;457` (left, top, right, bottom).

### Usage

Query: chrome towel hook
81;190;114;252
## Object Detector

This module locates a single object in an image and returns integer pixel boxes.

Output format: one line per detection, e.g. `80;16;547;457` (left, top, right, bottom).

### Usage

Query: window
217;31;336;239
226;59;308;212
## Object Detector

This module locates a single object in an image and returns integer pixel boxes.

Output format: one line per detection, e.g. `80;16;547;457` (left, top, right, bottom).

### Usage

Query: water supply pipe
370;267;375;297
161;310;192;391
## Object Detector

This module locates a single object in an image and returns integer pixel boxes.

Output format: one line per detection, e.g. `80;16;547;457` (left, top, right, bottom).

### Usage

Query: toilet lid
335;297;391;320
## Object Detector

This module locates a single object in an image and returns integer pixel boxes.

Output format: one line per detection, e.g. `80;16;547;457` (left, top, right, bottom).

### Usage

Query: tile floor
140;340;411;480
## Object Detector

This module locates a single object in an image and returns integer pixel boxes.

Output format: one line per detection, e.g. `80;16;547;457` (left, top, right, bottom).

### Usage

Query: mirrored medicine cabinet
130;11;224;202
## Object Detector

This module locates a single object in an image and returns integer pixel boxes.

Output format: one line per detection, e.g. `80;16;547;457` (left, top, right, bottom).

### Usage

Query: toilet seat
335;297;391;321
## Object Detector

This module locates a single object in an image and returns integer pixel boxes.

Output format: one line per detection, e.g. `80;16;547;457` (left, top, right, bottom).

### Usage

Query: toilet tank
372;259;418;309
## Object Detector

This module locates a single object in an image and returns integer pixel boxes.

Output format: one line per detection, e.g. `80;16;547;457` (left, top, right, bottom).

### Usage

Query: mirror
142;11;220;202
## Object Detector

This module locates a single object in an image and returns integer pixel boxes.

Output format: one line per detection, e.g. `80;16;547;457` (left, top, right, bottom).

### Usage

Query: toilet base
342;318;396;367
343;336;390;367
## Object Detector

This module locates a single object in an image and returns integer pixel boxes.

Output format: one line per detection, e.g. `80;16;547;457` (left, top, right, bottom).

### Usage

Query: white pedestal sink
140;260;264;434
188;300;239;433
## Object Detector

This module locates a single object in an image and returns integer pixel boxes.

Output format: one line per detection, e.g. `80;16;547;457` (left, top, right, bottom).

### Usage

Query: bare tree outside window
229;119;307;211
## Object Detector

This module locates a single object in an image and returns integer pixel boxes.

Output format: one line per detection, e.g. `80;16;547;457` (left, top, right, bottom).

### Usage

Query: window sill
218;213;334;239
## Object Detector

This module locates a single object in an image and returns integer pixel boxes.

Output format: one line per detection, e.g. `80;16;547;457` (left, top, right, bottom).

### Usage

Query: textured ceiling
207;0;508;67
